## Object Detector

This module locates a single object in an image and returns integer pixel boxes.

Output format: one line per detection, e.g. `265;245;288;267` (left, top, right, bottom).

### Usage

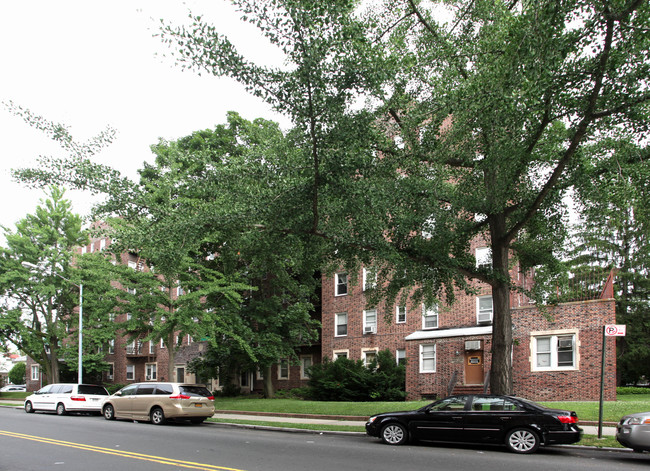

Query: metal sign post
599;324;626;438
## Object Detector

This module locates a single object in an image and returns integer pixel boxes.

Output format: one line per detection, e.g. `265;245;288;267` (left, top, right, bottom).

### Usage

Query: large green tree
160;0;650;394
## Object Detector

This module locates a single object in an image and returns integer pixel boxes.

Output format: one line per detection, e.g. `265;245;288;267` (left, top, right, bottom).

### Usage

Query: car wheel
24;401;34;413
381;422;408;445
56;403;66;416
103;404;115;420
505;428;540;454
150;407;166;425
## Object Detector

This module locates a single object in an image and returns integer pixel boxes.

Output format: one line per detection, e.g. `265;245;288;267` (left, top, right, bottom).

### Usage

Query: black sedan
365;394;582;453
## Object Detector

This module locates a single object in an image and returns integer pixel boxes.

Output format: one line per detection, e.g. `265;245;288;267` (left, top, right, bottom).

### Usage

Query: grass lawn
213;394;650;423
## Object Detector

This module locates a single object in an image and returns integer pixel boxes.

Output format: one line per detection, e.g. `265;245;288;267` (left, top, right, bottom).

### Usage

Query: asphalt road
0;407;647;471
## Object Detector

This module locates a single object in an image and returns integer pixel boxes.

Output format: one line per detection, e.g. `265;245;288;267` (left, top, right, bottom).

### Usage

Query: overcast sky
0;1;288;244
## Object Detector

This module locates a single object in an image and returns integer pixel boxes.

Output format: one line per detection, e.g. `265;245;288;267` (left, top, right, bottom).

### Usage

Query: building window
476;246;492;269
422;304;438;329
363;309;377;334
420;344;436;373
396;305;406;324
396;349;406;366
128;260;137;270
335;273;348;296
145;363;157;381
149;341;155;354
333;350;348;360
531;331;578;371
100;239;106;251
278;359;289;379
477;296;493;324
31;365;39;381
176;366;185;383
300;356;312;379
107;363;114;380
362;350;378;368
335;312;348;337
108;339;115;354
160;339;165;349
363;267;376;291
126;364;135;381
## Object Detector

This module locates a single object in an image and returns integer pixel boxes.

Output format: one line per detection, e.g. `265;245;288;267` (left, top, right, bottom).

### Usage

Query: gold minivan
101;382;215;425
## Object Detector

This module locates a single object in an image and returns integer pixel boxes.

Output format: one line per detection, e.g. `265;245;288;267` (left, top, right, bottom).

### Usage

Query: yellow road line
0;430;247;471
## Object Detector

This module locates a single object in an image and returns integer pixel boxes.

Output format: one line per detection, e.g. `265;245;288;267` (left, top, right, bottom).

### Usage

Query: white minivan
24;383;109;415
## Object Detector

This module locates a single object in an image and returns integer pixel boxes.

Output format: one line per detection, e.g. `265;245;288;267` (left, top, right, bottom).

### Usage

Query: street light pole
22;261;83;384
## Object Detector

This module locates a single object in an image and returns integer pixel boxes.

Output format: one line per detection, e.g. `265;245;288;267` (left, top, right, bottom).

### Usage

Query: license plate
194;404;202;408
91;398;99;401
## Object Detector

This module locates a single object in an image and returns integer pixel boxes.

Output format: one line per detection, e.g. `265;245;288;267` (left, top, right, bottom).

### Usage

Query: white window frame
476;295;493;324
396;305;406;324
396;349;406;366
145;363;157;381
362;349;378;368
278;359;289;380
126;364;135;381
363;267;376;291
31;365;39;381
476;246;492;268
300;355;312;379
422;304;438;329
335;312;348;337
530;330;579;372
107;362;114;380
335;273;348;296
333;350;349;360
100;239;106;251
108;339;115;354
363;309;377;334
149;341;155;354
420;344;436;373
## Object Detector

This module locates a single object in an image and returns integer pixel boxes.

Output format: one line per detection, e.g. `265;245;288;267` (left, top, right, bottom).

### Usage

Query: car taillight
207;396;214;401
71;396;86;402
557;415;577;424
169;394;191;400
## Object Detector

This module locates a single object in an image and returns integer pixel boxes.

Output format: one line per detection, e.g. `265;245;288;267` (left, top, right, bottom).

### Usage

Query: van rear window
78;385;108;395
179;386;212;397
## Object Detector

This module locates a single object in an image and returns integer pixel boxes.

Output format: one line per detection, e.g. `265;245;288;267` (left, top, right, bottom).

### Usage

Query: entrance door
464;351;484;385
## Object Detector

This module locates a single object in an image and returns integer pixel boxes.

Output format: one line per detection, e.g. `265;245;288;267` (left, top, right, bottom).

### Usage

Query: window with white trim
107;362;114;380
31;365;39;381
363;267;376;291
335;273;348;296
362;350;378;368
300;356;312;379
149;341;155;354
476;296;493;324
108;339;115;354
333;350;348;360
422;304;438;329
396;349;406;366
145;363;157;381
531;331;577;371
396;305;406;324
476;246;491;269
420;344;436;373
278;359;289;380
335;312;348;337
363;309;377;334
126;364;135;381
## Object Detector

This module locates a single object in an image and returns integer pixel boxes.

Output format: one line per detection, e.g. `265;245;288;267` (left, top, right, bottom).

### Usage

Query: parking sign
604;324;626;336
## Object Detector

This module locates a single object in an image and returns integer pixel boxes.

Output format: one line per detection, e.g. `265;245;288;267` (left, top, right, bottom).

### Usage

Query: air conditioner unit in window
107;374;113;380
465;340;482;351
145;375;151;381
477;313;492;324
364;325;376;334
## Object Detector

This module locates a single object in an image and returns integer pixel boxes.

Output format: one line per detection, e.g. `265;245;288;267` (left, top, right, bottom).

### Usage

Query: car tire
24;401;34;413
56;403;66;416
103;404;115;420
381;422;408;445
505;428;540;454
150;407;166;425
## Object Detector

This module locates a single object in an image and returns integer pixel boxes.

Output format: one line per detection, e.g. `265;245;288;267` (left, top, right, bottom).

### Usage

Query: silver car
616;411;650;452
101;382;215;425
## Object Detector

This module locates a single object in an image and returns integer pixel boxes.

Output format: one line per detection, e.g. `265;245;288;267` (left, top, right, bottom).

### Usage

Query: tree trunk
262;365;275;398
489;214;513;395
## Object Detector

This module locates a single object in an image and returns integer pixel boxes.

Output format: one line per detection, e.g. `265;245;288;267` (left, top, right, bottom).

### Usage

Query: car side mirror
114;391;122;396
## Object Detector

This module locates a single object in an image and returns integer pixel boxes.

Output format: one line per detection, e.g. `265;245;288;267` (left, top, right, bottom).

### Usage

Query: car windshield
179;386;212;397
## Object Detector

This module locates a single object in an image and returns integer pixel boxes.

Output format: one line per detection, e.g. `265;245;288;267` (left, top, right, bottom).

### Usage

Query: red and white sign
605;324;626;336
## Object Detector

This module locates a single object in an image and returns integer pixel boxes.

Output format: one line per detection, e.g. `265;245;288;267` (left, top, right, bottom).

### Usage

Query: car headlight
367;416;377;424
627;417;650;425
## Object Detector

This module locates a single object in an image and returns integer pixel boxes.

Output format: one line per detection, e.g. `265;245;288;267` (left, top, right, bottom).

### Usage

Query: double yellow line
0;430;247;471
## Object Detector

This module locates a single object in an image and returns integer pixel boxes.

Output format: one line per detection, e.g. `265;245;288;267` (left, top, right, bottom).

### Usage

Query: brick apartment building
321;239;617;401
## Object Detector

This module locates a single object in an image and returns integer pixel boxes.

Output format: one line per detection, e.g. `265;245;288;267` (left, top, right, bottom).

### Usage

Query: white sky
0;1;288;244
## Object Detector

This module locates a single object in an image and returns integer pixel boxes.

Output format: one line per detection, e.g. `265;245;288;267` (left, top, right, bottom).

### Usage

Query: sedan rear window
179;386;212;397
78;385;109;395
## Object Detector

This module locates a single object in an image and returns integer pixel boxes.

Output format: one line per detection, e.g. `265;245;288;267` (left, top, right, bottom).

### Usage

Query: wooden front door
464;351;484;385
